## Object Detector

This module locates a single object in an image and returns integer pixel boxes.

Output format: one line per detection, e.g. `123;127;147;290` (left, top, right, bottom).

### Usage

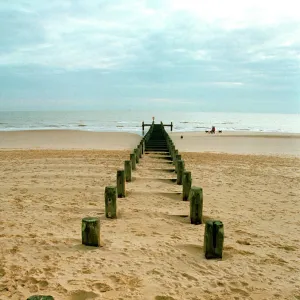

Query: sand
0;131;300;300
0;130;141;150
170;131;300;157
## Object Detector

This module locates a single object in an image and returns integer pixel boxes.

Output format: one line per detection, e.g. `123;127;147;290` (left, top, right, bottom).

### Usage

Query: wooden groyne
29;121;224;299
81;120;224;259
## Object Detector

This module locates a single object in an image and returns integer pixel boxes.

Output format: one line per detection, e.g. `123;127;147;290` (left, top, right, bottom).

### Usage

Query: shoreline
1;128;300;135
0;129;299;156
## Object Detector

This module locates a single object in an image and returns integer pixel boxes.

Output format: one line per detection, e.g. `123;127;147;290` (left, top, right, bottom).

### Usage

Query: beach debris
204;220;224;259
117;170;126;198
176;160;185;185
189;187;203;225
81;217;100;247
27;297;54;300
182;171;192;201
124;160;132;182
105;186;117;219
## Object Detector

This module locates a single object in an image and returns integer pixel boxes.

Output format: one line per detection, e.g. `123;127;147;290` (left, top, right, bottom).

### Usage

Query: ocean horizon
0;110;299;134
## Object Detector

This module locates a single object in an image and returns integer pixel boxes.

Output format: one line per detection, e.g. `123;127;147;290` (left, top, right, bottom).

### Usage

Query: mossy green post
182;171;192;201
176;160;185;185
27;297;54;300
117;170;126;198
130;153;136;170
134;148;139;163
204;220;224;259
81;217;100;247
189;187;203;224
138;144;142;158
173;149;178;164
141;140;145;154
170;145;175;160
105;186;117;218
124;160;132;182
175;154;181;173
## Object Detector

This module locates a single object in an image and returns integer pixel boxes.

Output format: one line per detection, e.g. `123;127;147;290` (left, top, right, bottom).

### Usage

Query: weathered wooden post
117;170;125;198
204;220;224;259
138;145;142;158
81;217;100;247
124;160;132;182
141;140;145;155
175;154;181;173
173;149;178;164
130;153;136;170
134;148;139;163
182;171;192;201
105;186;117;218
189;187;203;224
177;160;185;185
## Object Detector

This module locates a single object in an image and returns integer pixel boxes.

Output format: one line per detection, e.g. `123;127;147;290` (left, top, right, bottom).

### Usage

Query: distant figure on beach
181;135;183;139
205;126;221;134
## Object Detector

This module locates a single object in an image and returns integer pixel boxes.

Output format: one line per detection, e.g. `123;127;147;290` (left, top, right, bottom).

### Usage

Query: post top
82;217;99;222
191;186;203;192
105;185;117;190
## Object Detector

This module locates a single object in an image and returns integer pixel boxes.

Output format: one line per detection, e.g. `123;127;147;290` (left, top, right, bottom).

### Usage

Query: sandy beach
0;130;299;300
0;130;141;150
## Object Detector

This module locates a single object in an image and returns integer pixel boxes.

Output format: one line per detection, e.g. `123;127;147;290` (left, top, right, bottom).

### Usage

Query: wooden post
171;122;173;131
175;154;181;173
182;171;192;201
138;145;142;158
117;170;125;198
124;160;132;182
173;149;178;164
141;140;145;154
81;217;100;247
204;220;224;259
134;148;139;163
105;186;117;218
189;187;203;224
177;160;185;185
130;153;136;170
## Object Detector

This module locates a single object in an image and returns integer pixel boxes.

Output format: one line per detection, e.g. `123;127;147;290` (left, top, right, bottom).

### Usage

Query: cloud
0;0;299;112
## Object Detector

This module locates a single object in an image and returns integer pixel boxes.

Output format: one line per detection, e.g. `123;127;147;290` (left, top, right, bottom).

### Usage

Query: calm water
0;111;299;133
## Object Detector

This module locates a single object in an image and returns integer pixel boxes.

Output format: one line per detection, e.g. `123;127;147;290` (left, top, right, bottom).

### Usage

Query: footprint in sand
68;290;99;300
92;282;112;293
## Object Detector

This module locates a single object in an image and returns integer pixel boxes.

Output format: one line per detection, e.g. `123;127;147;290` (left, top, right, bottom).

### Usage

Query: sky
0;0;299;113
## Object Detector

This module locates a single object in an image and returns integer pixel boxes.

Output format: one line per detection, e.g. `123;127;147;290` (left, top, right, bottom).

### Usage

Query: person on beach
211;126;215;134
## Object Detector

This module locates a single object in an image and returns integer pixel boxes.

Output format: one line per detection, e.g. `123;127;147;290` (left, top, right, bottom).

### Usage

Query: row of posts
81;123;155;249
160;123;224;259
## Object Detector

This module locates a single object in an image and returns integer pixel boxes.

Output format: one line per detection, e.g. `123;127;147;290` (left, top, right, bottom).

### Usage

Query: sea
0;111;299;134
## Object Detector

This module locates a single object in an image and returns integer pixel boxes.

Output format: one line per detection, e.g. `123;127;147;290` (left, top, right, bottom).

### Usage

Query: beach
0;130;299;299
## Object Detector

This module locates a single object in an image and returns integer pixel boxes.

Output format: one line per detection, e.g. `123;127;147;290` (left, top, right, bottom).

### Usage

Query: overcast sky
0;0;299;113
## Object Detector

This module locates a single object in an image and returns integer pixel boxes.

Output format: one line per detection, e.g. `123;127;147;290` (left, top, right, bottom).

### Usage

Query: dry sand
170;131;300;157
0;130;141;150
0;131;300;300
